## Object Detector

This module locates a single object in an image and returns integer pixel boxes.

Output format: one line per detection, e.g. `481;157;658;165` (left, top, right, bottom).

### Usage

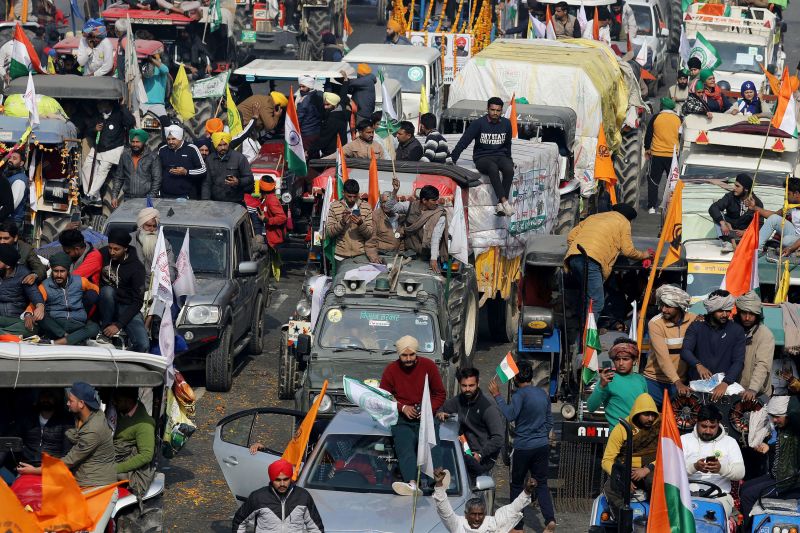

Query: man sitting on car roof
0;244;45;338
59;229;103;286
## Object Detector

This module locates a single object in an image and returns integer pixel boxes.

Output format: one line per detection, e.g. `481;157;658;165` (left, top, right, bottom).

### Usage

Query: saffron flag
285;87;308;176
581;300;602;385
647;397;696;533
282;380;328;480
417;376;437;478
503;93;518;139
720;213;760;296
592;7;600;40
9;23;46;79
496;351;519;383
170;64;196;121
771;67;799;137
760;63;780;95
0;476;41;532
660;180;684;270
594;125;617;204
38;453;92;531
368;149;379;208
545;5;557;39
226;83;243;136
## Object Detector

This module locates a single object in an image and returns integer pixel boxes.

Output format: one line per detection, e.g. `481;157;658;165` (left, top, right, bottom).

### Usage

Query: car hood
182;278;229;307
308;358;394;389
307;488;459;532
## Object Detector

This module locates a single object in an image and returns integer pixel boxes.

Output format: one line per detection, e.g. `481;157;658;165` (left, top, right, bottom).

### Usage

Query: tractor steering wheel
690;479;724;499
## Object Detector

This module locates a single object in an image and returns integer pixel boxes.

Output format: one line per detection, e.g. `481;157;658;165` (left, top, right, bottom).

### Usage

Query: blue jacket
5;171;27;226
494;384;552;450
40;274;98;323
158;141;206;199
0;265;43;318
296;90;324;137
681;319;746;384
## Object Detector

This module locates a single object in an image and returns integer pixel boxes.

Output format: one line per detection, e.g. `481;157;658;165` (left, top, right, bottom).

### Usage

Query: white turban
767;396;791;416
165;125;184;140
298;74;315;88
703;293;735;313
656;284;691;311
137;207;160;228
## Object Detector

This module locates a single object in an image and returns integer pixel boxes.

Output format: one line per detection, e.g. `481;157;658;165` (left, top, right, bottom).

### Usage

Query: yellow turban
323;92;341;106
271;91;288;108
211;132;232;148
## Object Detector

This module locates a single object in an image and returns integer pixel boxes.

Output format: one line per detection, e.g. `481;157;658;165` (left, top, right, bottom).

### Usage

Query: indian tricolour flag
581;300;601;385
772;66;799;137
496;352;519;384
689;32;722;71
285;87;308;176
647;397;696;533
9;23;46;79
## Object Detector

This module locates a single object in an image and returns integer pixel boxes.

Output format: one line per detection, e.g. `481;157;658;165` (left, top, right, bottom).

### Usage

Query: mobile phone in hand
705;456;718;463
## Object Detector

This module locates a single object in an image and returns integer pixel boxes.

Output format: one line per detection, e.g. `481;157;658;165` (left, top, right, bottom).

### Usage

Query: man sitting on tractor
681;404;744;518
709;173;762;253
747;177;800;256
324;179;378;266
735;291;775;403
587;337;647;429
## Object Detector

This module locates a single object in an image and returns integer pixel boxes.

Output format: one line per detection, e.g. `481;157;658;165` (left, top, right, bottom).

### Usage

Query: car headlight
312;393;333;412
296;298;311;318
185;305;221;325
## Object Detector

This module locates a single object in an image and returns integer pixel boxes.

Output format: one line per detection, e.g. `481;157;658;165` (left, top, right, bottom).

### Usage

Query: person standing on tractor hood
81;99;135;203
386;20;412;45
158;125;207;199
296;75;325;150
735;291;775;402
451;97;515;217
564;204;652;322
232;458;324;533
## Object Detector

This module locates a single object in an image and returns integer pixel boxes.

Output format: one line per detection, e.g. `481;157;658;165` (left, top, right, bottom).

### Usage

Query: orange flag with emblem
594;125;617;203
368;149;379;208
282;380;329;480
0;477;41;532
37;453;92;531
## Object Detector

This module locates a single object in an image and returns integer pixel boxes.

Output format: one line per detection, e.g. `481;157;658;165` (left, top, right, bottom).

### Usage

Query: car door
430;57;443;120
213;408;304;503
231;221;251;340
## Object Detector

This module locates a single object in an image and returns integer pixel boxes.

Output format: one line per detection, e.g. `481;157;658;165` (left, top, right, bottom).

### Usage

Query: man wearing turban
78;18;114;77
295;75;325;148
111;129;162;208
643;284;696;408
734;291;775;402
310;92;349;158
587;337;648;429
680;289;746;401
201;132;254;204
385;20;411;45
380;335;446;496
158;125;207;199
643;97;681;212
347;63;377;123
231;458;325;532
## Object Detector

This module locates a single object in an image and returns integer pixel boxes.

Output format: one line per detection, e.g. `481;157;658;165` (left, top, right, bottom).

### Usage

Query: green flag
375;69;399;139
690;32;722;70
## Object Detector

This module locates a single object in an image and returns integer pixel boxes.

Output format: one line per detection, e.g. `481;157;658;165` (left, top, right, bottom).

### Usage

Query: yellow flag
419;84;429;115
282;379;328;480
774;260;791;303
170;65;196;122
226;84;243;136
46;55;56;74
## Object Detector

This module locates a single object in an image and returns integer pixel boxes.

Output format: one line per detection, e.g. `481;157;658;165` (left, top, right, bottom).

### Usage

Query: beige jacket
643;312;696;384
325;199;377;260
342;137;385;159
740;323;775;396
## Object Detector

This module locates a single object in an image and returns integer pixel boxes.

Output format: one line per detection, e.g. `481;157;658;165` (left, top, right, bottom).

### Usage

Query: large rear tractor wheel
298;8;330;60
206;324;233;392
116;495;163;533
613;128;644;208
38;214;73;245
460;287;478;367
555;190;580;235
186;98;220;140
668;0;682;53
376;0;387;25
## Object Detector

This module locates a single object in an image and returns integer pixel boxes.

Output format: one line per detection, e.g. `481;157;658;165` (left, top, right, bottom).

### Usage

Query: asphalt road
162;3;800;532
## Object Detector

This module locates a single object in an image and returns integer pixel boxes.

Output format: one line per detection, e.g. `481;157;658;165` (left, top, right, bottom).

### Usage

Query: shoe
95;333;114;345
544;521;557;533
721;241;734;253
284;24;298;33
495;202;506;216
392;481;421;496
648;207;656;215
503;200;514;216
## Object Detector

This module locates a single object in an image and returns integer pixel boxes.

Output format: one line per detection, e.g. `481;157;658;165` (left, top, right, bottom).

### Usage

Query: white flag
160;307;176;386
317;174;334;244
449;186;469;264
149;228;173;314
378;69;397;121
577;2;588;33
123;17;148;119
678;26;691;66
529;13;546;38
635;43;648;67
27;155;37;212
417;376;437;478
661;146;680;209
628;300;638;342
173;229;197;299
24;72;39;126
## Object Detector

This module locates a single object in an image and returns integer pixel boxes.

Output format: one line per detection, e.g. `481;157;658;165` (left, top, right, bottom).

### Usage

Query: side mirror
238;261;258;276
474;475;495;491
659;27;669;37
443;340;455;361
295;334;312;361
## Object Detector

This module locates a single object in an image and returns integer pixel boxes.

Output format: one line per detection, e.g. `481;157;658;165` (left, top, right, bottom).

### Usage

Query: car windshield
304;434;460;495
686;269;726;303
630;5;654;35
707;40;765;74
682;165;787;186
364;63;424;93
317;308;436;353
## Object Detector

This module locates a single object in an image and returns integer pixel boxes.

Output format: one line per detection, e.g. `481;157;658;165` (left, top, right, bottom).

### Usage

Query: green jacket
62;409;117;487
587;371;648;429
114;401;156;474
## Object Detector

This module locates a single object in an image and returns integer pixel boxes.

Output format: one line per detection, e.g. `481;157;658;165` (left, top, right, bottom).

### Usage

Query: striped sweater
420;130;452;164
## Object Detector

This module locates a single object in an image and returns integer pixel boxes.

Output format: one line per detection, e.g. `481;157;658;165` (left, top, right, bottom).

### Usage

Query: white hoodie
681;424;745;493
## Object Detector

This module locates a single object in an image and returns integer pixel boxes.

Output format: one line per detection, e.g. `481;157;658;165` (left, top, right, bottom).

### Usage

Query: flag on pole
678;25;691;66
775;258;791;303
9;23;46;79
343;376;398;428
0;477;40;532
720;213;760;296
343;12;353;46
771;67;799;137
449;186;469;264
577;2;588;33
123;20;148;119
417;376;437;478
503;93;518;139
368;149;379;208
376;69;399;139
170;64;196;121
318;174;337;269
545;5;557;39
647;398;696;533
173;229;197;300
635;43;648;67
23;72;39;126
283;380;329;479
150;227;176;384
760;63;780;95
594;125;618;204
660;180;684;270
419;84;430;116
459;435;473;456
660;146;680;209
628;300;638;342
581;300;602;384
529;13;546;38
285;87;308;176
335;136;348;199
226;82;243;136
689;32;722;71
496;351;519;383
592;7;600;40
208;0;222;32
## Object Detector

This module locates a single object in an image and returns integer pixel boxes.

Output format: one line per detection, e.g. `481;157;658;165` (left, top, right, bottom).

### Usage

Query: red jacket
72;247;102;286
262;193;287;248
380;357;446;416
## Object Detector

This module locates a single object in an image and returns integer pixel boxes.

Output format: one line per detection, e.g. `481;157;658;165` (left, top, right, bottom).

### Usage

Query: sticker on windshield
755;54;764;62
369;320;391;327
424;342;434;352
360;311;399;321
327;309;342;323
748;46;759;56
415;316;430;325
687;274;694;284
407;66;424;82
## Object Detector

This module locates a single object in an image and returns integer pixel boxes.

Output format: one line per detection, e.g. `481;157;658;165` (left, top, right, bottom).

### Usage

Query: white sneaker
721;241;734;253
392;480;422;496
503;200;514;216
648;207;656;215
495;203;506;216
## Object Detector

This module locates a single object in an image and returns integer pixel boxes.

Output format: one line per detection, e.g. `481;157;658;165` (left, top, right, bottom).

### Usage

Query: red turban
268;459;294;481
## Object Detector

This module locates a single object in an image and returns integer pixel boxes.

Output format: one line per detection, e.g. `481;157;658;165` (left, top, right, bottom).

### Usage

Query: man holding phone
324;179;379;265
201;132;254;205
586;338;648;429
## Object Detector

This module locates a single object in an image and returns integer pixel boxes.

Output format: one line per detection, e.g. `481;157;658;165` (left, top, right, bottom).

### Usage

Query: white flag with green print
689;33;722;70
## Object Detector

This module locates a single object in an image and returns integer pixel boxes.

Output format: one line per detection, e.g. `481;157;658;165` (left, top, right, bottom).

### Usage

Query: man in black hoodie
80;100;135;203
311;92;349;158
708;173;763;252
451;97;515;217
98;229;148;352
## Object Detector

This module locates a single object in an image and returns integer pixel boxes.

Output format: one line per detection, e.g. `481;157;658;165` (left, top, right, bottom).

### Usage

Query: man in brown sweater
324;179;378;264
370;191;404;255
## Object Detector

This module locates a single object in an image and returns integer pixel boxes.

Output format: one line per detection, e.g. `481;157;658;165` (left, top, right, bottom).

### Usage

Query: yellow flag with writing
170;64;196;122
226;83;243;136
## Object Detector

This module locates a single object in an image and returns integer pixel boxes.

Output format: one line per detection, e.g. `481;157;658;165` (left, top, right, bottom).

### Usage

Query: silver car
213;407;496;532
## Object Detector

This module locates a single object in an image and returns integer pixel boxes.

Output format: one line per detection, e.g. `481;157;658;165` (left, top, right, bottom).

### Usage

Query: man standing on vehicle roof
747;177;800;256
436;367;504;479
18;381;117;488
680;290;746;402
587;338;648;429
0;244;44;337
564;203;652;323
78;19;114;77
201;132;255;205
709;173;763;253
59;229;103;286
81;99;135;203
111;129;162;208
451;97;515;218
324;179;379;265
643;284;696;408
348;64;377;123
380;335;446;496
296;75;325;151
158;125;207;200
232;457;324;532
644;97;681;214
386;20;412;45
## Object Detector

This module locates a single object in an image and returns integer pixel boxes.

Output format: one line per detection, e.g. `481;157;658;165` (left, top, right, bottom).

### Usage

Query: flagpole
410;465;422;533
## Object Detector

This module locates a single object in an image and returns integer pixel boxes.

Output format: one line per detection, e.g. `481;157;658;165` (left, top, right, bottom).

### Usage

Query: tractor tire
298;8;331;61
278;329;301;399
613;127;644;208
376;0;387;25
460;285;479;367
145;131;162;154
206;323;233;392
115;495;163;533
668;0;682;53
234;5;250;35
247;292;265;355
38;215;73;245
487;284;518;343
529;356;551;390
555;190;580;235
186;98;220;140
